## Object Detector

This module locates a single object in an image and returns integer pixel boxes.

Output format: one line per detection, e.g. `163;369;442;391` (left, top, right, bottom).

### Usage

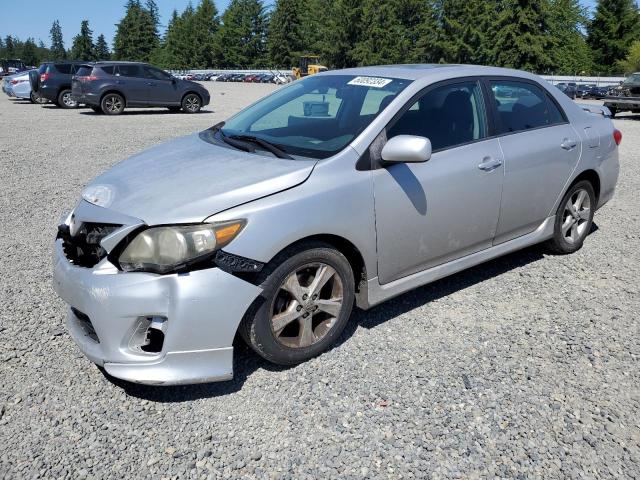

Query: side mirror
381;135;432;163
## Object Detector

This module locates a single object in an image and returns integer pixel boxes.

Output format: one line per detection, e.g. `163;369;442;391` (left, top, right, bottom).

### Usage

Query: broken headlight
118;221;245;274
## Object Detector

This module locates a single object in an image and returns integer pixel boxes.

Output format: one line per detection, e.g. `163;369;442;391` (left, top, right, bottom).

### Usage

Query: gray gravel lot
0;84;639;479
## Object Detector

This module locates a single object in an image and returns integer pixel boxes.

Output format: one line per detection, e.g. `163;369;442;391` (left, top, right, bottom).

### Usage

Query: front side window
144;66;172;81
215;75;411;159
490;80;565;134
387;81;487;151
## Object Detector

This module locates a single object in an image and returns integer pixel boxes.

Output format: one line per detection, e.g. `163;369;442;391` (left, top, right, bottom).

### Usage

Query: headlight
118;221;245;273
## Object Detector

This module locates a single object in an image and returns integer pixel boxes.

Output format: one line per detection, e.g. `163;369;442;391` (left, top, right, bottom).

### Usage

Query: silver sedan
53;65;620;385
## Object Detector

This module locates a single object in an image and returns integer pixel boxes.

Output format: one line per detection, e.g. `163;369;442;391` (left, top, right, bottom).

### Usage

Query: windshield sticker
347;76;393;88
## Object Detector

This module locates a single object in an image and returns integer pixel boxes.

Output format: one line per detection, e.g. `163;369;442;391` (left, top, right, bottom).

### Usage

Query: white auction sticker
347;76;393;88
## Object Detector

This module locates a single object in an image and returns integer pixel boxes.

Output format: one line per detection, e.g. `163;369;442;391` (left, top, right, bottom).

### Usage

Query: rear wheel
57;89;78;109
545;180;595;254
181;93;201;113
101;93;125;115
240;242;355;366
30;91;46;104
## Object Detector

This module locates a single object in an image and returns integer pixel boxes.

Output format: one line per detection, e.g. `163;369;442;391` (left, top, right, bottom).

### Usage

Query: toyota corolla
53;65;620;385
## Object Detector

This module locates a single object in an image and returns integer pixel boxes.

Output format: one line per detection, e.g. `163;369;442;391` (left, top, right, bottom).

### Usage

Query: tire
181;93;202;113
29;91;46;104
545;180;595;255
57;89;78;109
91;106;102;113
240;241;355;366
101;93;125;115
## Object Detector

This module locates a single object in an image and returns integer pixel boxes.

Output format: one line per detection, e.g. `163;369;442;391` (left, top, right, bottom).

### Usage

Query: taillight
613;129;622;146
40;72;50;82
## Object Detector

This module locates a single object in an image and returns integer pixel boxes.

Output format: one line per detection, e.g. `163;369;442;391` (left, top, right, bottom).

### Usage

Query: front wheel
545;180;595;254
181;93;201;113
101;93;125;115
240;242;355;366
57;89;78;108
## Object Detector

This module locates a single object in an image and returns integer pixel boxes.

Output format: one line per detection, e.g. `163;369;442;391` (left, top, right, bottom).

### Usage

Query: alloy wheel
270;263;344;349
104;95;122;113
185;95;200;112
561;188;591;244
62;92;77;108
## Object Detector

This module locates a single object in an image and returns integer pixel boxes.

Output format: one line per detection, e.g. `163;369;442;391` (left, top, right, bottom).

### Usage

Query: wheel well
100;90;126;105
571;169;600;203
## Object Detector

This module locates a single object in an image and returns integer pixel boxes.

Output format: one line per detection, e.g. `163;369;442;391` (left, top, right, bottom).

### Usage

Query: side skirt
362;215;555;309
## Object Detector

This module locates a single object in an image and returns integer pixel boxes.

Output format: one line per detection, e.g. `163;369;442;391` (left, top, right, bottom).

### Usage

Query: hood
84;133;316;225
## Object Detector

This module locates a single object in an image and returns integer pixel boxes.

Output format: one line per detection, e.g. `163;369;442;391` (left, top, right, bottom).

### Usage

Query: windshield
212;74;411;159
623;73;640;84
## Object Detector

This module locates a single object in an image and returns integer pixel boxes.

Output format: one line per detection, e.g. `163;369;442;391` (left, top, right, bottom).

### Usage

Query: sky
1;0;596;49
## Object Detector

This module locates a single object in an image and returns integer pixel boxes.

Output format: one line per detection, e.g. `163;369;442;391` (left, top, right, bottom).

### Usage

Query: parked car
576;84;596;98
555;82;577;99
583;85;610;100
0;58;27;77
53;65;619;385
70;61;210;115
604;72;640;117
30;61;92;108
1;69;46;103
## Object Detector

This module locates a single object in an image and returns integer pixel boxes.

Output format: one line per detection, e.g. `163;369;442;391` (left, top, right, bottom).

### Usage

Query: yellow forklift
292;55;328;80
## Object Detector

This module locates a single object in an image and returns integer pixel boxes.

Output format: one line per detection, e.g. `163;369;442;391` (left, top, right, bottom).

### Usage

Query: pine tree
191;0;221;68
490;0;554;72
20;38;39;65
113;0;160;61
587;0;640;74
547;0;593;74
94;34;111;60
4;36;15;57
268;0;304;67
71;20;95;60
321;0;363;68
214;0;268;68
50;20;66;59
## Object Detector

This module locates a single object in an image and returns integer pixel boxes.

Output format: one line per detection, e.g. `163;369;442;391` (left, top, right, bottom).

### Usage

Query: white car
2;70;46;103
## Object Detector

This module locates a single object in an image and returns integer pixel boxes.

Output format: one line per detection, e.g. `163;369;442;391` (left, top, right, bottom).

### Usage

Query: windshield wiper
228;134;293;160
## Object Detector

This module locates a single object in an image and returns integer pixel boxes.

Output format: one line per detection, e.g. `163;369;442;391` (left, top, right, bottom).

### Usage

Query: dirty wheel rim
185;95;199;112
270;263;344;349
562;188;591;245
105;95;122;113
62;92;76;107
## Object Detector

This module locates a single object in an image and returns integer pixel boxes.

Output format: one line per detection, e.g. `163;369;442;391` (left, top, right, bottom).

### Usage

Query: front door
373;79;504;284
143;66;179;105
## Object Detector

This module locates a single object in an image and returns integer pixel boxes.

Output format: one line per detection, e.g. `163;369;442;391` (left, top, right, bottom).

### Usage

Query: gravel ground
0;85;638;479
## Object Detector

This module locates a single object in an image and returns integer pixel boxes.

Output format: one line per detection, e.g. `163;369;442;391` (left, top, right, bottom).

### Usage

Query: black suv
71;62;210;114
29;61;92;108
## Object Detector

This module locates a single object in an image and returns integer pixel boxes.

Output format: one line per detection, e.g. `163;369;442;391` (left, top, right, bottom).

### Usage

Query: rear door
486;78;581;244
114;64;147;105
142;66;179;105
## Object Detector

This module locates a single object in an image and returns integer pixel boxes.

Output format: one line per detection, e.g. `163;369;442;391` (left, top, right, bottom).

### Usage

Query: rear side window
387;81;487;151
99;66;115;75
117;65;142;77
53;64;72;74
489;80;566;134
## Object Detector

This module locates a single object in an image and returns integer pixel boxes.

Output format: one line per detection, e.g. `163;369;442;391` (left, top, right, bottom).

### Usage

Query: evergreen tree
215;0;268;68
268;0;304;67
94;34;111;60
547;0;593;74
4;36;15;57
20;38;39;65
71;20;95;60
587;0;640;74
50;20;66;59
113;0;160;61
191;0;221;68
319;0;363;68
490;0;554;72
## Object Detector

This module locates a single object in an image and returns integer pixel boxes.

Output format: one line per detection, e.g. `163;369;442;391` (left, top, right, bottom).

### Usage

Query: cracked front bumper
53;240;262;385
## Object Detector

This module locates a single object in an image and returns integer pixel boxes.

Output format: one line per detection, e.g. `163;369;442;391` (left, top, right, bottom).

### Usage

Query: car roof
94;61;150;66
316;64;544;81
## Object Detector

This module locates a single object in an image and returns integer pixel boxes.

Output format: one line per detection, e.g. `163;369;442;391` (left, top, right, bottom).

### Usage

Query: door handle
478;157;502;172
560;138;577;150
146;82;155;86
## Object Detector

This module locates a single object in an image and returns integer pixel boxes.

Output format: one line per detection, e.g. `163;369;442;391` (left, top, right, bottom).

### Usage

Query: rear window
99;65;115;75
117;65;142;77
38;64;48;74
75;66;93;77
53;64;72;74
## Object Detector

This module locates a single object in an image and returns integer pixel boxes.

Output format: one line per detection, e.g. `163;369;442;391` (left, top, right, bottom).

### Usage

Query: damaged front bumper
52;202;262;385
